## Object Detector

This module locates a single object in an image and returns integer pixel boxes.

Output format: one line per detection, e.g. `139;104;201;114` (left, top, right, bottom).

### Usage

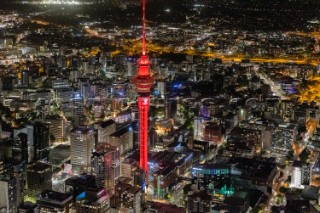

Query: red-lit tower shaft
133;0;154;176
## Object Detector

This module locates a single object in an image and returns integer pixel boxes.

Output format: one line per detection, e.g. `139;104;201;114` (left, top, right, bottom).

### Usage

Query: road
30;18;320;67
254;69;289;100
117;38;320;67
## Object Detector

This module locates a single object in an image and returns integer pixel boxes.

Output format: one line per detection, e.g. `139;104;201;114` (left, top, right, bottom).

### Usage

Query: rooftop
228;157;276;181
147;202;186;213
188;191;211;201
38;190;72;203
96;119;115;128
110;125;132;137
71;126;94;134
28;162;51;172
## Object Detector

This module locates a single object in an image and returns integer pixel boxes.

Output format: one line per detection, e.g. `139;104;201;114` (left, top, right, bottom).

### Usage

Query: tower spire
137;0;150;76
142;0;147;56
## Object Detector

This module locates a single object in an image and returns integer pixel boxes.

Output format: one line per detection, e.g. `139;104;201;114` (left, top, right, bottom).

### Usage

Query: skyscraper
14;133;29;163
111;182;141;213
33;121;50;161
0;175;22;213
45;115;67;142
75;188;110;213
27;162;52;197
91;145;120;191
132;0;154;185
70;126;95;174
291;161;311;189
94;120;116;145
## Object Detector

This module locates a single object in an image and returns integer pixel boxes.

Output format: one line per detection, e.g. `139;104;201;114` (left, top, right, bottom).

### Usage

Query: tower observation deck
132;0;154;180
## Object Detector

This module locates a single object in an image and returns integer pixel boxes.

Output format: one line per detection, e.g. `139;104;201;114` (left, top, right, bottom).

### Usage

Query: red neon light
142;0;147;56
138;96;149;173
132;0;153;176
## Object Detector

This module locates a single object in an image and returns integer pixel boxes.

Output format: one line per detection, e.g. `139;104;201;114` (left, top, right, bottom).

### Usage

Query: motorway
115;38;320;67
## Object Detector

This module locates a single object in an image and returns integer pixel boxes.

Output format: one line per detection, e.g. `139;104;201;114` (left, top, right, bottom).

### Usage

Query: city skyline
1;0;320;213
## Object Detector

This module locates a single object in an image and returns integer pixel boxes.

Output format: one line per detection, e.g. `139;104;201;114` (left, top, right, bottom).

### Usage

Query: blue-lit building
65;173;96;201
192;163;231;190
75;188;110;213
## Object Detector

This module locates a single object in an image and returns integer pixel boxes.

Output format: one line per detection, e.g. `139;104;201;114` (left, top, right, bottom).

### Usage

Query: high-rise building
89;82;108;101
187;191;212;213
70;126;95;174
79;78;90;103
75;188;110;213
291;161;311;189
153;164;177;199
21;71;29;86
36;190;72;213
72;91;84;117
121;157;138;179
27;162;52;197
0;138;13;162
112;79;127;98
33;121;50;161
65;173;96;201
109;125;133;155
111;182;141;213
13;124;34;161
193;117;204;140
132;0;154;186
13;133;29;163
94;120;116;145
126;57;137;77
0;175;22;213
81;60;90;76
91;145;120;191
46;115;67;142
156;80;166;99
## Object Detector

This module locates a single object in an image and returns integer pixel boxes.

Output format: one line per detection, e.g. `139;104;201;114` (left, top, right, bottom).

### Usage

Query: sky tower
132;0;154;179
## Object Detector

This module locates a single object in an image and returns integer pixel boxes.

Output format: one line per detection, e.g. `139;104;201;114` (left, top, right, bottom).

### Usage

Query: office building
0;175;22;213
65;173;96;201
75;188;110;213
109;125;133;155
291;161;311;189
27;162;52;197
187;191;212;213
36;190;72;213
111;182;141;213
46;115;67;142
91;145;120;191
70;126;95;174
94;120;116;145
33;121;50;161
13;133;29;163
0;138;13;162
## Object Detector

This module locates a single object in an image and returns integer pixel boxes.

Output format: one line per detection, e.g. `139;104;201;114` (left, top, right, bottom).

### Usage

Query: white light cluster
20;0;93;5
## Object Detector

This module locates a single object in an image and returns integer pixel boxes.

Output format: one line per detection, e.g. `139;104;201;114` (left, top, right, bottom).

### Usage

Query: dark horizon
1;0;320;31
